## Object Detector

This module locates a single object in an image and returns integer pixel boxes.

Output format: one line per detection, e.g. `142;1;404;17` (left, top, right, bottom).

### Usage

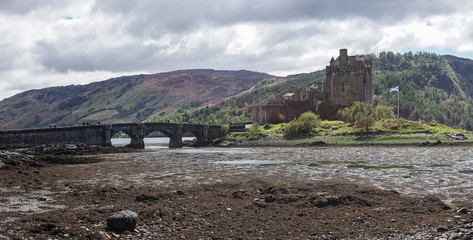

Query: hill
1;52;473;130
162;52;473;130
0;69;273;129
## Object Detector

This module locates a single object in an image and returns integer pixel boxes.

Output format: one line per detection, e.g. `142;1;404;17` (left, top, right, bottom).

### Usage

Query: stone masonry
251;49;372;123
320;48;372;118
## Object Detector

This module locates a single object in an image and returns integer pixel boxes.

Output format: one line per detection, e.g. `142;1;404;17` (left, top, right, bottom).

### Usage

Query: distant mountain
0;69;273;129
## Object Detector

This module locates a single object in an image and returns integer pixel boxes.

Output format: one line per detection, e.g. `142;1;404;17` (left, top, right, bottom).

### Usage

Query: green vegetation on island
224;119;470;146
222;101;470;146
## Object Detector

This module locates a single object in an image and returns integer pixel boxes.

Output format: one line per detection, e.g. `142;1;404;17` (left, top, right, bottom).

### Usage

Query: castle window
341;82;345;92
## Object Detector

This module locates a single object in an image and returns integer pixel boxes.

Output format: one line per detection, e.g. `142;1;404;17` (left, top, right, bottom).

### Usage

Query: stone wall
251;99;316;125
0;125;111;149
251;105;286;125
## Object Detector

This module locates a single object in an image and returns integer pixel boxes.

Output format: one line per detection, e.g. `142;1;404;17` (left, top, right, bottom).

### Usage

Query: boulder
106;210;138;232
447;133;468;140
310;141;326;146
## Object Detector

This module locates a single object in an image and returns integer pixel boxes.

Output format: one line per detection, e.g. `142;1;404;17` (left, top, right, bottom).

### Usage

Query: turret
339;49;348;67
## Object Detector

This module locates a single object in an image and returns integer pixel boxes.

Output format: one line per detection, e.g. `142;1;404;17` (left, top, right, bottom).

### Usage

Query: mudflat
0;148;472;239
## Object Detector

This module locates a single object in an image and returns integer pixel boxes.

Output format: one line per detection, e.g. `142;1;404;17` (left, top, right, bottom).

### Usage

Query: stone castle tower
319;49;372;117
251;49;373;123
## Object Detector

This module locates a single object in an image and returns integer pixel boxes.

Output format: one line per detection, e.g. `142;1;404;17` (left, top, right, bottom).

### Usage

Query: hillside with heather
1;52;473;130
0;69;273;129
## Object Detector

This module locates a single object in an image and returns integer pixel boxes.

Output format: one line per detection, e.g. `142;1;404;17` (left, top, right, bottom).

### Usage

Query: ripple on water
214;160;290;165
56;146;473;203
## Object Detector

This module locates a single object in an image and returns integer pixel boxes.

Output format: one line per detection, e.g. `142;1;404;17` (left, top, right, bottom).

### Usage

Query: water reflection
111;137;196;149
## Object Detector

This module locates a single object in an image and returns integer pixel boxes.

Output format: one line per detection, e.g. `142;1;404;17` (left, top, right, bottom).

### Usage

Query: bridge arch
110;131;132;146
182;124;209;145
143;123;184;148
110;123;145;149
142;129;179;148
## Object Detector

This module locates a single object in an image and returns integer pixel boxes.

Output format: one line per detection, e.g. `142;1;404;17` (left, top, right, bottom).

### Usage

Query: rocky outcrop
0;150;41;169
447;133;468;140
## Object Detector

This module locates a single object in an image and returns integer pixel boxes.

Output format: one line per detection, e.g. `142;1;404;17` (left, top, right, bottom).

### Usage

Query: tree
354;112;375;132
337;101;373;123
374;105;395;120
338;101;375;132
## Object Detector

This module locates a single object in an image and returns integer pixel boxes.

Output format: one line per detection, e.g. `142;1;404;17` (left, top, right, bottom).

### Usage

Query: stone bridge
0;123;245;149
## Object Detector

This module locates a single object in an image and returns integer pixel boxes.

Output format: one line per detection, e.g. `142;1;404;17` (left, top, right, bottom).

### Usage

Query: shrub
221;124;229;136
284;112;321;138
249;123;264;139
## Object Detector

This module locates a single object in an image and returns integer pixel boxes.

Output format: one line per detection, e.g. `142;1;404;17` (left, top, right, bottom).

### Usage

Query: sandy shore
0;147;472;239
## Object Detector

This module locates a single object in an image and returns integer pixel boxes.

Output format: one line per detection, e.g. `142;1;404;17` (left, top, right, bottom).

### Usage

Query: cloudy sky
1;0;473;101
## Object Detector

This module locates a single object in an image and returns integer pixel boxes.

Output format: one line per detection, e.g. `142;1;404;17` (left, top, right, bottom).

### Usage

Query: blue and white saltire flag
389;86;399;92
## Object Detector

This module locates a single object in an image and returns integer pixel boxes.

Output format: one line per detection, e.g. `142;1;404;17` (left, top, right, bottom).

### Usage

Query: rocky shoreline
0;146;473;239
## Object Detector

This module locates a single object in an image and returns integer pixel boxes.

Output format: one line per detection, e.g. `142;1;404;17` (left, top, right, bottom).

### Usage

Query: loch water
70;141;473;204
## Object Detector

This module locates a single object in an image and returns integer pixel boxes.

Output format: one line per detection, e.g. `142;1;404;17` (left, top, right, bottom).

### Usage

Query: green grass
347;164;414;170
308;161;415;170
262;123;284;132
309;160;352;167
224;119;472;146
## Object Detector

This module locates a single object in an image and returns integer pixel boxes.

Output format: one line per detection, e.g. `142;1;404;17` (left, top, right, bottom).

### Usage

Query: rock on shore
106;210;138;232
0;150;41;169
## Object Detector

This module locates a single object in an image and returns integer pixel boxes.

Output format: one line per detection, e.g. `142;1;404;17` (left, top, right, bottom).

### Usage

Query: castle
251;49;372;124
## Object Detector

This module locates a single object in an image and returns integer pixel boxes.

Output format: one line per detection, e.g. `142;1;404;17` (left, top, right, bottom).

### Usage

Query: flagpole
397;88;400;120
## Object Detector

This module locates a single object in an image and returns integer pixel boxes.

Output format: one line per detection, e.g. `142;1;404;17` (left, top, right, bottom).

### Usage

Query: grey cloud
0;0;66;14
0;43;14;71
93;0;456;36
34;41;159;72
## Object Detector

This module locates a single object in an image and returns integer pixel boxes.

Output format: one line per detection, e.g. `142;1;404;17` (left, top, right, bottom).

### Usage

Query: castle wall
251;98;317;125
251;105;286;125
284;99;316;122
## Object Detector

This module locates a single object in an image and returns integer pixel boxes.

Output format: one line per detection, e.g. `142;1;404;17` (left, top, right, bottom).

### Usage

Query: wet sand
0;148;472;239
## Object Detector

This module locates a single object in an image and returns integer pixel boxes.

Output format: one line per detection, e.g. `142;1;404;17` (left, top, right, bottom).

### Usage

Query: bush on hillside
284;112;321;138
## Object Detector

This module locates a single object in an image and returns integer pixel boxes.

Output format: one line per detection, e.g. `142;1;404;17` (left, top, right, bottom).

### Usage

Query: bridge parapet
0;125;110;150
0;122;245;150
